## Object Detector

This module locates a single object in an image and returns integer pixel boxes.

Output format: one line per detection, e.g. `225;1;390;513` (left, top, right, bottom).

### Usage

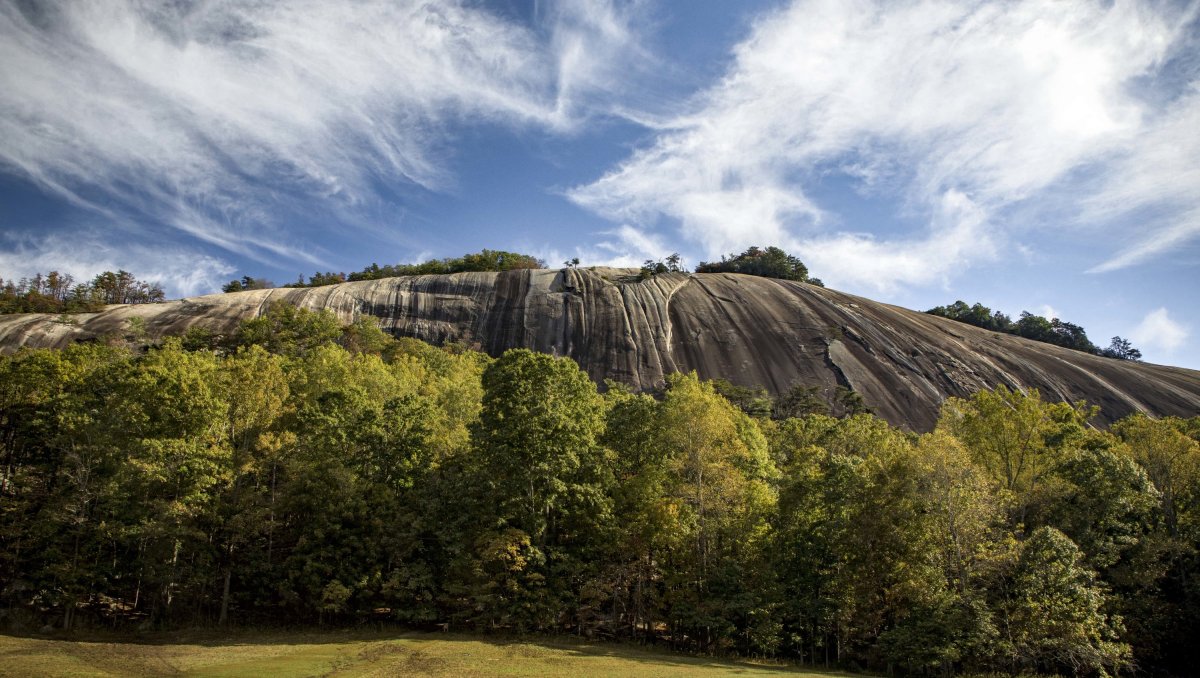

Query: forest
1;304;1197;677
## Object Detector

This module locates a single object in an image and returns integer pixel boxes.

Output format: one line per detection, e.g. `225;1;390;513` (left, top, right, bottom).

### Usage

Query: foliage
281;250;545;288
926;300;1137;358
926;300;1014;333
222;276;274;293
709;379;774;418
773;384;828;419
695;246;823;286
0;314;1196;675
639;253;685;280
994;527;1129;675
939;385;1094;527
230;302;343;357
285;271;346;288
0;270;164;314
1100;336;1142;361
1015;312;1098;354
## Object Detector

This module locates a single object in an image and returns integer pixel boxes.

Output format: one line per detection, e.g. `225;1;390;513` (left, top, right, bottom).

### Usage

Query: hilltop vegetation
231;245;824;290
636;246;825;286
274;249;544;289
927;300;1141;359
0;270;164;314
695;245;824;286
2;303;1197;676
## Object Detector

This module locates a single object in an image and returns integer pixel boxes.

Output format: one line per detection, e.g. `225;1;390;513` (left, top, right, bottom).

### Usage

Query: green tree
338;315;392;355
232;302;342;358
214;345;289;625
0;345;132;623
940;386;1093;529
655;373;777;652
695;246;819;284
772;384;828;419
1041;444;1158;572
475;349;607;545
1109;415;1200;673
1100;336;1141;361
927;300;1015;333
95;340;229;624
709;378;773;418
222;276;273;293
995;527;1129;676
1112;414;1199;539
468;349;611;630
881;431;1004;675
598;387;670;640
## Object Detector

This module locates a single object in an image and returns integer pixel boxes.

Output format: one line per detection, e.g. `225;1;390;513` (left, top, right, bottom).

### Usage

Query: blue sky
1;0;1198;368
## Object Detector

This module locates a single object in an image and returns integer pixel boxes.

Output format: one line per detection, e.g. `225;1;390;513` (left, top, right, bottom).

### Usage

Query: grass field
0;630;864;677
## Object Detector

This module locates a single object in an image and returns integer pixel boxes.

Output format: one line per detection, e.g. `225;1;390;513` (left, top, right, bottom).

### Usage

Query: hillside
1;267;1197;429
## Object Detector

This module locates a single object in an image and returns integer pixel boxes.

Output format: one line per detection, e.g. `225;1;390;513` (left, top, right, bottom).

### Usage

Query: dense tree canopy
0;270;165;314
927;300;1141;359
1;308;1197;676
696;246;824;286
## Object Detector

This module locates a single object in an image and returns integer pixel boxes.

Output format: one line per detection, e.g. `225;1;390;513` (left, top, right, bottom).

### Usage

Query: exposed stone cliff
2;268;1197;430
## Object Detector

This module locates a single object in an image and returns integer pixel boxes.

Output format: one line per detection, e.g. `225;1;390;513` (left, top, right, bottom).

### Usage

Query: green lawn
0;630;865;677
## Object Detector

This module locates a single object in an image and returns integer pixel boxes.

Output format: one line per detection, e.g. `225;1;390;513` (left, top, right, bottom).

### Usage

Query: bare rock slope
1;268;1197;430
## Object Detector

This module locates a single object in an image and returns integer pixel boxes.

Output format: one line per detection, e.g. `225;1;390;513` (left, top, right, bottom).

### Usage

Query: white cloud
592;224;675;267
0;0;644;265
0;232;235;298
797;188;994;292
569;0;1197;289
1086;88;1200;272
531;224;673;270
1131;307;1189;354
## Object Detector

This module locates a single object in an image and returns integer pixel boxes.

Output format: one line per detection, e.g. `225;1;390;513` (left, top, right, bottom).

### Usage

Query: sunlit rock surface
2;268;1197;430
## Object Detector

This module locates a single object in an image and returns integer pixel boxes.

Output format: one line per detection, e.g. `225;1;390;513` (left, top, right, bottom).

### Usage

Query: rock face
1;268;1197;430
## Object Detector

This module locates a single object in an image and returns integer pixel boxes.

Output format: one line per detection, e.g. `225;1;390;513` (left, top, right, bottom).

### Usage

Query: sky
1;0;1198;369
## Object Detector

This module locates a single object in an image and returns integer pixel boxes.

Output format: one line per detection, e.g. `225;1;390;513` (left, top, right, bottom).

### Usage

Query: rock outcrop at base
2;268;1197;430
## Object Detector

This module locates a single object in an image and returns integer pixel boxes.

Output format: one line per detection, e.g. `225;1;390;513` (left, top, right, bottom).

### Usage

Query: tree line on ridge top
926;300;1142;361
1;246;1144;362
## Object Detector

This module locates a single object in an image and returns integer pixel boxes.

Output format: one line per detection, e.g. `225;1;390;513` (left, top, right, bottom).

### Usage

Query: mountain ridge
1;267;1197;430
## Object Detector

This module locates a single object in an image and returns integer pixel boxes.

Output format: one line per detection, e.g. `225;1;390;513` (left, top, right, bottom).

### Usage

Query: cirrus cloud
0;0;647;283
569;0;1199;290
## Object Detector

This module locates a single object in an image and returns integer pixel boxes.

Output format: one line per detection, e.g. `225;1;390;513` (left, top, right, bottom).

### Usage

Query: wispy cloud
529;224;673;272
0;0;644;272
569;0;1198;290
0;231;234;298
1086;87;1200;272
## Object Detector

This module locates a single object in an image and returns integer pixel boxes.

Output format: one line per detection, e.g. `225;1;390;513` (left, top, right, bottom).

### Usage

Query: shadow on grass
1;628;865;676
